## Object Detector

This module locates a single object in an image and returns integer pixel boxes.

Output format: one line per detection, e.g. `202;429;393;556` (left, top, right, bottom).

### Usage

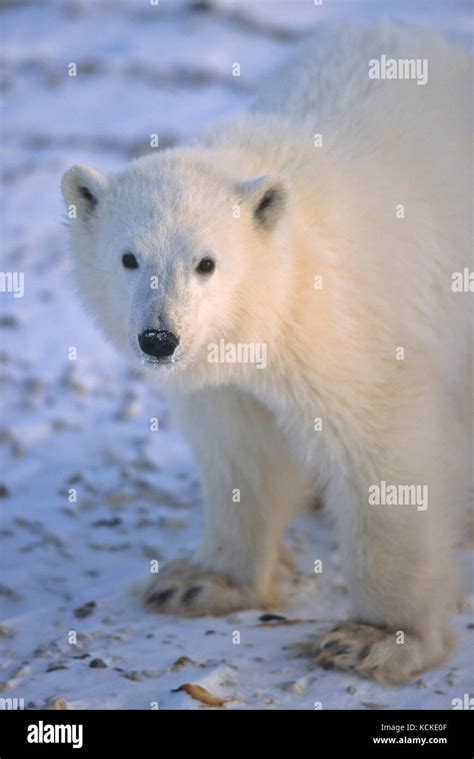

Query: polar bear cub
62;24;472;682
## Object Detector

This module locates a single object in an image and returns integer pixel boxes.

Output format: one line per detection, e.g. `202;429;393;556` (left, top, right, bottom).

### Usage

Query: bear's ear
239;175;288;231
61;164;108;221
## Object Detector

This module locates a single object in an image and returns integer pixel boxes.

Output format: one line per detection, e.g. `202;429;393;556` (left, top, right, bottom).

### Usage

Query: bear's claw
311;622;450;684
143;558;257;617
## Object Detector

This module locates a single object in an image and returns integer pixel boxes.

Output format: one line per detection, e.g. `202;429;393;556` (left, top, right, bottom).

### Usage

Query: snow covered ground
0;0;472;710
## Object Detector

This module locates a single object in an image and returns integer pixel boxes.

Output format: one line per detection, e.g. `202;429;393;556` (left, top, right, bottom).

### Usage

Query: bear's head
61;150;293;388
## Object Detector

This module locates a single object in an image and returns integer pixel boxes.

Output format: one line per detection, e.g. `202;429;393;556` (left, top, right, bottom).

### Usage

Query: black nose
138;330;179;360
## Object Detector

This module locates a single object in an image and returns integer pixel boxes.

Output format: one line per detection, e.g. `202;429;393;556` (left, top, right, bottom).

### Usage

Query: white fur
62;24;472;682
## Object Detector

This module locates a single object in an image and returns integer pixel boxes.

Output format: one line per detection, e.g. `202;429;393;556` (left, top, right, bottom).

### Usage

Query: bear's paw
144;559;259;617
311;622;452;684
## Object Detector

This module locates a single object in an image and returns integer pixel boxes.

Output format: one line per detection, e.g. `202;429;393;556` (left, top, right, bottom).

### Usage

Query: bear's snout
138;329;180;361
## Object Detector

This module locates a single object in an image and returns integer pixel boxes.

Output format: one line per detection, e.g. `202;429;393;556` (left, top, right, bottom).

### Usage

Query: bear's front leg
312;398;464;682
145;387;306;616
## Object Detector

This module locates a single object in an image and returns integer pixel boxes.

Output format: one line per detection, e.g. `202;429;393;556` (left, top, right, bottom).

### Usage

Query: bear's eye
122;252;139;270
196;256;215;275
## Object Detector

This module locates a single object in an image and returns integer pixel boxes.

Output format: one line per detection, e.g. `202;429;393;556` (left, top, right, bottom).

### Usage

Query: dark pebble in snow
89;658;107;669
74;601;96;619
0;484;10;498
92;517;122;528
189;1;216;13
0;315;19;328
46;664;68;672
258;613;287;623
122;671;143;682
0;583;21;601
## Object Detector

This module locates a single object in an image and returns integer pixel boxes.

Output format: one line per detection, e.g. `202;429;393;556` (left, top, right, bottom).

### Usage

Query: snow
0;0;472;710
